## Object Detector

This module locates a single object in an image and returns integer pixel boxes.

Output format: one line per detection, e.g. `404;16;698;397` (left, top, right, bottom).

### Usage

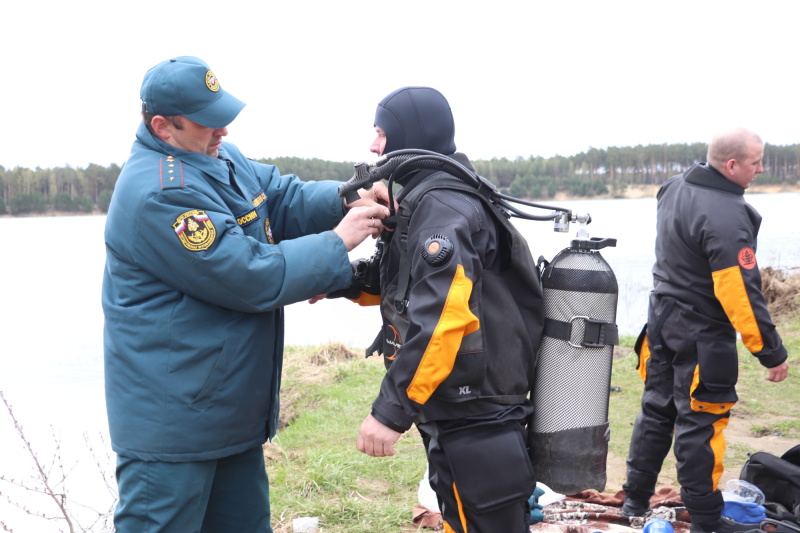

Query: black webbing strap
648;296;676;353
544;316;619;348
365;329;383;358
393;205;412;313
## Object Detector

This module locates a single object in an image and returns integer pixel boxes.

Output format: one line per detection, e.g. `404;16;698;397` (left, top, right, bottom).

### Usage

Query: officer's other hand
334;205;389;251
356;414;401;457
345;182;395;211
766;361;789;382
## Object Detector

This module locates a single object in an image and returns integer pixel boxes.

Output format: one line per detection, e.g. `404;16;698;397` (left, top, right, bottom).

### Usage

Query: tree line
1;143;798;216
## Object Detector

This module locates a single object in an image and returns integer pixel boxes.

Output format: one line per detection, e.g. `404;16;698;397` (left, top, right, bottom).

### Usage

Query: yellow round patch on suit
173;210;216;251
205;70;220;92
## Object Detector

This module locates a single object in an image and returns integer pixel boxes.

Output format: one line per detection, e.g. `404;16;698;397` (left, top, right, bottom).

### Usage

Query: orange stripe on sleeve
711;265;764;352
407;264;479;404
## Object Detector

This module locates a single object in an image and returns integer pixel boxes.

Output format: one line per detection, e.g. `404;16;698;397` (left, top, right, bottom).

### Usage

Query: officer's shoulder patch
421;234;454;266
160;155;185;190
172;210;216;251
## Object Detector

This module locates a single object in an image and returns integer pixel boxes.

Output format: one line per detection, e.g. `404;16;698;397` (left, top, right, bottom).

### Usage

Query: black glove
327;256;381;299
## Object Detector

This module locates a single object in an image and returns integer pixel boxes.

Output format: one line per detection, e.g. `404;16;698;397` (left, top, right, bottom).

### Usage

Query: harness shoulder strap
394;172;538;311
393;174;473;311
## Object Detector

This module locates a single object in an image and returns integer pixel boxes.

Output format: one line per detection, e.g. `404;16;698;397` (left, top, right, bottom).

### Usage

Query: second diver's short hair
707;127;763;169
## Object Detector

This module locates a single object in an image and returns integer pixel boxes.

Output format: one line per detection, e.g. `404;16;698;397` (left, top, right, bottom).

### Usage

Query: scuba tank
530;234;619;494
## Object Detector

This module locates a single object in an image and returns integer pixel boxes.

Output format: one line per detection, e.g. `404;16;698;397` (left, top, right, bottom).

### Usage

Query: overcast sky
3;0;798;170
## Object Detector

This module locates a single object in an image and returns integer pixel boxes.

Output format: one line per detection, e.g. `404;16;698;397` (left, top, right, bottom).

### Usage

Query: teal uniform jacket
103;123;352;462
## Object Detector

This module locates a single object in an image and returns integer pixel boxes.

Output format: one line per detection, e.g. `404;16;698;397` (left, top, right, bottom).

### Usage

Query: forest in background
1;142;798;216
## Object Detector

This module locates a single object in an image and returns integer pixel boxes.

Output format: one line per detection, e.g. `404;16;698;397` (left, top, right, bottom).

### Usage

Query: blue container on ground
643;518;674;533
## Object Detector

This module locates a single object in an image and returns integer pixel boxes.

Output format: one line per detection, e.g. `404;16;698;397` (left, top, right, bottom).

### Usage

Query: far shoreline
1;184;797;218
552;182;799;202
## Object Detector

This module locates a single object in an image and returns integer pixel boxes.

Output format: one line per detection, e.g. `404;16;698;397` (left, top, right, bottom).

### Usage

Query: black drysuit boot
621;496;650;517
689;516;766;533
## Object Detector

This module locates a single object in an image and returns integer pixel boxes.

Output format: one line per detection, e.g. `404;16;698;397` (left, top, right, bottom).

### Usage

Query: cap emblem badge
205;70;220;92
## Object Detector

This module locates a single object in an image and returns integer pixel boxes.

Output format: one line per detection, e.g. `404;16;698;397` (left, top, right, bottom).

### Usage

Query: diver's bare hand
357;414;402;457
766;361;789;382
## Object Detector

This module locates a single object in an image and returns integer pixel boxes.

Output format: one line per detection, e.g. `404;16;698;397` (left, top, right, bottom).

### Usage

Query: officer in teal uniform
102;56;389;532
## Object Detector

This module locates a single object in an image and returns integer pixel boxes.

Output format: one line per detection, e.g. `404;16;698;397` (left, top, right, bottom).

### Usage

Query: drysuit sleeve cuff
371;407;411;434
756;345;788;369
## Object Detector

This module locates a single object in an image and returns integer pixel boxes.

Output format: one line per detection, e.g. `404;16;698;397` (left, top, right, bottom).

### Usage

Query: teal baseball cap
140;56;245;129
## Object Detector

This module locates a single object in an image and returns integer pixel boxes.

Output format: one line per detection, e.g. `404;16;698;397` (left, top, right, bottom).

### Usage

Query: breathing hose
337;149;584;227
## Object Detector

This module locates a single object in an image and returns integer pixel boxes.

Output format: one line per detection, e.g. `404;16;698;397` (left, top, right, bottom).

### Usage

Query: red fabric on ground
412;487;692;532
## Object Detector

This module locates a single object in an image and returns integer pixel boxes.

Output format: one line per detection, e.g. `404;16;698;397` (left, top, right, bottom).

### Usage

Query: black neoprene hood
374;86;457;155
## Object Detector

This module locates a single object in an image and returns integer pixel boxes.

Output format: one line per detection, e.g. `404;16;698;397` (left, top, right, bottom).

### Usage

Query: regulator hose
338;149;580;225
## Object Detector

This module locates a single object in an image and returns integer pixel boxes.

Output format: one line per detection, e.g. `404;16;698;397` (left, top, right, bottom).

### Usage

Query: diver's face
370;126;386;156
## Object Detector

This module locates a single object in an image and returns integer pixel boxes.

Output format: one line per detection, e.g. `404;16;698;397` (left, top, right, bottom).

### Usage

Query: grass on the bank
268;316;800;533
267;344;427;533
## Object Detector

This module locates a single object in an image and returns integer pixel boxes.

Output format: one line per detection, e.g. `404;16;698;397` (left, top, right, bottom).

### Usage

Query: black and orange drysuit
624;162;787;523
343;86;544;533
365;163;543;533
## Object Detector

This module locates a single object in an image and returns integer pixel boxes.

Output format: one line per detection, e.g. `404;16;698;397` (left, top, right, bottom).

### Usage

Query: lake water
1;192;798;530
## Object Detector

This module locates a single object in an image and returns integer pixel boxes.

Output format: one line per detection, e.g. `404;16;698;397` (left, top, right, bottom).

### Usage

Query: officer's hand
766;361;789;382
345;182;395;211
334;205;389;251
357;414;402;457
